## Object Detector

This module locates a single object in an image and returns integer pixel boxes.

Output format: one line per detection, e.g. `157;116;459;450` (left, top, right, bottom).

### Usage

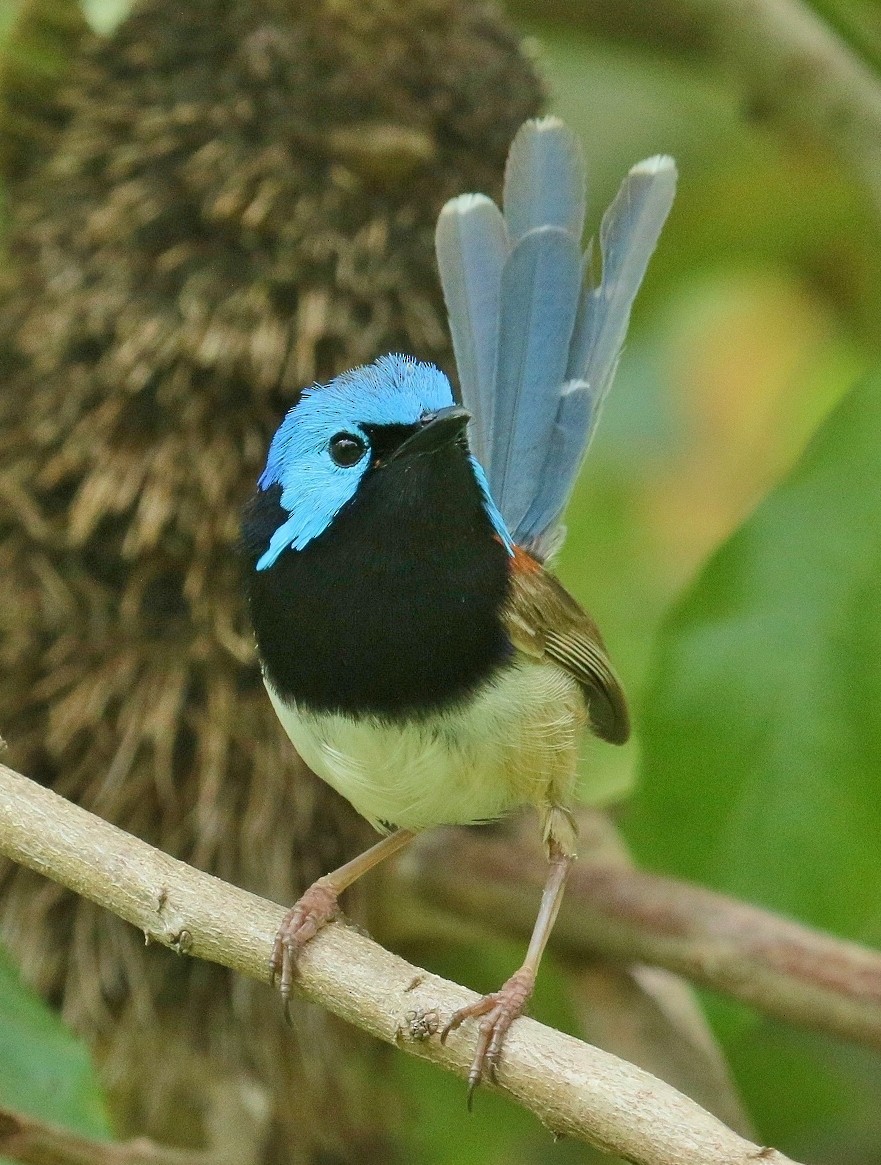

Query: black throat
242;445;512;719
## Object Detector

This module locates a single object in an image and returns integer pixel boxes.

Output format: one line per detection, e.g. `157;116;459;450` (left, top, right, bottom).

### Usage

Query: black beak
390;405;471;460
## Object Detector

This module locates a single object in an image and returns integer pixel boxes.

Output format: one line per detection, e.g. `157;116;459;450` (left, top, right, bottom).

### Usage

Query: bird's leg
442;808;576;1104
270;827;415;1009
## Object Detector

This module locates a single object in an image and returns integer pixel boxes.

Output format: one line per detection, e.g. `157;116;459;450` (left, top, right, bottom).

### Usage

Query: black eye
329;431;367;467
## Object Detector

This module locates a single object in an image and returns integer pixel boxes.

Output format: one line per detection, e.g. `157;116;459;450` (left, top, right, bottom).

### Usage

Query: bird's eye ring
328;431;367;468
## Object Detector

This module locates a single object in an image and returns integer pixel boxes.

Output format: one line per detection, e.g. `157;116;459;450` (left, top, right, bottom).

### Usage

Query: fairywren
243;118;676;1097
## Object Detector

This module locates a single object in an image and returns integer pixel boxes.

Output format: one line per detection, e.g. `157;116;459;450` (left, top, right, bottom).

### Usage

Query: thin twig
0;1105;221;1165
514;0;881;208
400;816;881;1052
0;761;800;1165
692;0;881;204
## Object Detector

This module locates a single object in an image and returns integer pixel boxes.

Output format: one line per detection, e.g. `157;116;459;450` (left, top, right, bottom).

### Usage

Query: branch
0;762;800;1165
512;0;881;208
688;0;881;204
569;963;755;1137
400;817;881;1052
0;1105;222;1165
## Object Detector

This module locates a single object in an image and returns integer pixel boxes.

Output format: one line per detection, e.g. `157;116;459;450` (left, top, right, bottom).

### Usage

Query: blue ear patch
254;353;514;569
255;356;453;568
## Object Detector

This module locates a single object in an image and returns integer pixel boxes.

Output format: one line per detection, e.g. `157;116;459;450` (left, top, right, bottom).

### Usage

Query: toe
268;933;284;985
443;969;536;1103
269;883;340;999
484;1010;513;1082
441;993;494;1044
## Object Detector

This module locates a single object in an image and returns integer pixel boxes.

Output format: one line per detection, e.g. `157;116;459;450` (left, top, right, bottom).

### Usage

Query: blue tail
435;117;676;559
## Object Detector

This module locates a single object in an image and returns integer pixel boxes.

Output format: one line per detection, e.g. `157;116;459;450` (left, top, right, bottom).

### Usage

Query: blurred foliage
0;949;111;1160
0;1;880;1163
399;14;881;1165
628;373;881;1157
807;0;881;76
630;374;881;938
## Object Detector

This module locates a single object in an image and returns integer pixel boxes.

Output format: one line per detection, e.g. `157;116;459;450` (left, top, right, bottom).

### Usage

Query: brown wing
503;551;630;744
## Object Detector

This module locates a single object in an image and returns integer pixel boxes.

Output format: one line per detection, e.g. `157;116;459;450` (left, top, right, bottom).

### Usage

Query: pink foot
269;882;339;1012
441;967;536;1105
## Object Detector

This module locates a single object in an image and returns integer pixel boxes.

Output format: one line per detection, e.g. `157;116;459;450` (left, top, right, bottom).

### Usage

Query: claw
442;967;536;1104
466;1077;478;1113
269;881;339;1008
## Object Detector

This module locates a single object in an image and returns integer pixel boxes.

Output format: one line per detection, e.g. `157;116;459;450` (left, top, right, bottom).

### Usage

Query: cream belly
266;657;586;833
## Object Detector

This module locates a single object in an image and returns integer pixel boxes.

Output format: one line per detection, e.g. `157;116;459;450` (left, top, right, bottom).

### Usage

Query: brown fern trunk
0;0;541;1159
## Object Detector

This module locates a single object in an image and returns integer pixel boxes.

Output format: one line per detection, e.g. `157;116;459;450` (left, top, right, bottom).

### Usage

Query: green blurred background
1;0;880;1162
403;13;881;1163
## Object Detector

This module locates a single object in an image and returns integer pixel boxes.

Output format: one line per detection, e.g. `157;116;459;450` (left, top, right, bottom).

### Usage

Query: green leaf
627;370;881;942
625;371;881;1148
0;948;111;1139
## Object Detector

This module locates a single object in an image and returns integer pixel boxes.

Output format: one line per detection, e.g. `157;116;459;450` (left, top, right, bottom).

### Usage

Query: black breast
242;447;512;718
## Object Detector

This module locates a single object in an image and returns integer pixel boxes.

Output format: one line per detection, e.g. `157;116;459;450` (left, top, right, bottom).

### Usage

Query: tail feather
434;193;508;466
503;115;586;243
517;380;593;555
491;225;581;532
572;154;677;426
564;242;594;382
435;119;676;557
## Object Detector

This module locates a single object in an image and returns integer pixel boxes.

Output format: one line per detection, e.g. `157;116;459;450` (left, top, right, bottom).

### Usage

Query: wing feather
504;564;630;745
